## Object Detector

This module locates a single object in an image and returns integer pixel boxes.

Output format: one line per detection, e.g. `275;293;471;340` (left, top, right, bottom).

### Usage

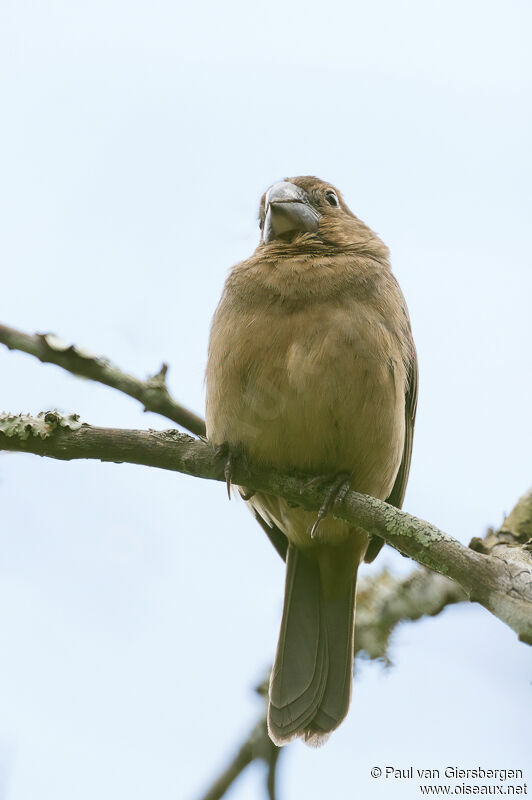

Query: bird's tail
267;541;360;747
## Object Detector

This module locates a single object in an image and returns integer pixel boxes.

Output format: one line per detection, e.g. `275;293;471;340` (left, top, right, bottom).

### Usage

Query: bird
205;176;417;747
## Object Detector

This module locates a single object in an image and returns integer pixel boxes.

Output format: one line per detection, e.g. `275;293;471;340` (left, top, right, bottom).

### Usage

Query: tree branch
354;565;466;660
1;411;531;645
0;323;206;436
197;707;281;800
196;729;255;800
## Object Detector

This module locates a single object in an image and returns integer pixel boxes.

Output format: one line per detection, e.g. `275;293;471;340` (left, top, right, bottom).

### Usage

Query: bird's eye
324;190;339;207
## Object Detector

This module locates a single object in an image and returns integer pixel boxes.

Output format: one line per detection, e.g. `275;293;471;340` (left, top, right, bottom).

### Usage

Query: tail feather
305;577;357;744
268;543;358;747
268;547;328;742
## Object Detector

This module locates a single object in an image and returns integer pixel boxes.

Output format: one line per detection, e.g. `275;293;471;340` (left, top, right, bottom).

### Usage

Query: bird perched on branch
205;176;417;746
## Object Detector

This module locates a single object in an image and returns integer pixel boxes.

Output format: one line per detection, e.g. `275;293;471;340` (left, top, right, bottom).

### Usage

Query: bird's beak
263;182;320;244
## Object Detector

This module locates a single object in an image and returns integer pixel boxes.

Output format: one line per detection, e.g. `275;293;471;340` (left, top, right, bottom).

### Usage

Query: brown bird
205;176;417;746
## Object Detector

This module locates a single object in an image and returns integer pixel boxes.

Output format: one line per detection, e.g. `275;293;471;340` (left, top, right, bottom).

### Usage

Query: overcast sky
0;1;531;799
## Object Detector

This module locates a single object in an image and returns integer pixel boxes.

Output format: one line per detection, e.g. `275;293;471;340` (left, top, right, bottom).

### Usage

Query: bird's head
257;176;386;257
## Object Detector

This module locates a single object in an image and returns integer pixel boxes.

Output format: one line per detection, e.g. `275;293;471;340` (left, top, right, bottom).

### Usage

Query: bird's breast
206;296;406;502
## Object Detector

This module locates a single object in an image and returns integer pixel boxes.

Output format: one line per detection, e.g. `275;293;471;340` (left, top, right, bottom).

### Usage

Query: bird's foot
214;443;254;501
302;472;352;539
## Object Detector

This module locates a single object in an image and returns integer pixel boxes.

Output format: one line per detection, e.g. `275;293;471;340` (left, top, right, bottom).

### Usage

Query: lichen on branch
0;410;82;440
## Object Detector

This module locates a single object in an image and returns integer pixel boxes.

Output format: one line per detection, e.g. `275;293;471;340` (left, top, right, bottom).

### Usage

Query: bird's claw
309;473;352;539
224;457;233;499
213;443;234;499
215;443;253;501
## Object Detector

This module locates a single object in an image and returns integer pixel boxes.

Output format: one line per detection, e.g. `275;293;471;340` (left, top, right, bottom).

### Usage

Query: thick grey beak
263;182;320;244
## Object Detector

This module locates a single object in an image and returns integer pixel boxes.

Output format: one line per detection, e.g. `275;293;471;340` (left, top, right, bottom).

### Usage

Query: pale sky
0;1;531;799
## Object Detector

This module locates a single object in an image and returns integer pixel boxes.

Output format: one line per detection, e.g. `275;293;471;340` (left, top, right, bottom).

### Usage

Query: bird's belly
209;320;404;480
240;352;404;548
206;303;406;545
246;357;402;492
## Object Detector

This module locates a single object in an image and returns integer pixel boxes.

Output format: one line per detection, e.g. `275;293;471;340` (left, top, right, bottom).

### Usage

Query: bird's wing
364;346;418;563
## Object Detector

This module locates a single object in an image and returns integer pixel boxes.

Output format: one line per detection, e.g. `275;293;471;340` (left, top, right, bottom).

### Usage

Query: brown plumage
205;176;417;746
